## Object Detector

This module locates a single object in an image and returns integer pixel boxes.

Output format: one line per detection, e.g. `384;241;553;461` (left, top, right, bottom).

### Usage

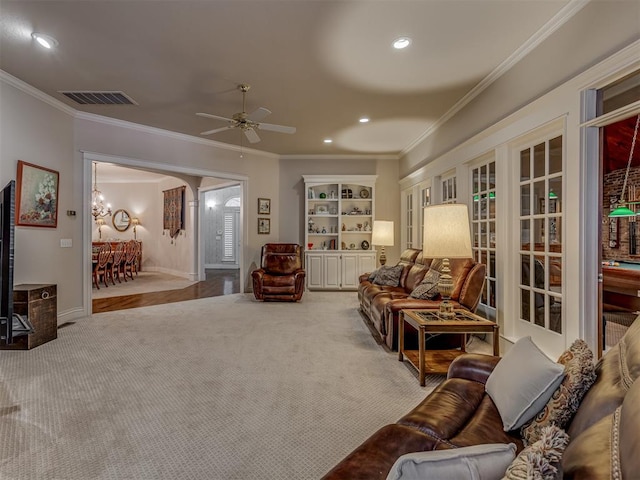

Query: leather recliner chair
252;243;305;301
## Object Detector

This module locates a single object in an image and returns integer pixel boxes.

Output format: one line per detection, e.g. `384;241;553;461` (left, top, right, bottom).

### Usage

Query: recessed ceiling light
359;117;370;123
393;37;411;50
32;32;58;49
323;139;333;144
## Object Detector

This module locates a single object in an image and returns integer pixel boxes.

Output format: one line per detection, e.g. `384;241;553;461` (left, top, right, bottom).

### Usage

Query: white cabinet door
359;253;377;277
341;253;359;289
323;254;341;289
306;253;324;289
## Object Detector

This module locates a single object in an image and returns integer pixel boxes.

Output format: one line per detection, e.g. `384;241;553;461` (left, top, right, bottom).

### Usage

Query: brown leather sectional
321;316;640;479
358;248;486;351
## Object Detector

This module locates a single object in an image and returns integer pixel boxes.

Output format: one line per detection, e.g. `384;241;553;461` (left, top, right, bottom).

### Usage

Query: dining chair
132;241;141;276
122;240;138;281
93;243;112;289
108;241;126;285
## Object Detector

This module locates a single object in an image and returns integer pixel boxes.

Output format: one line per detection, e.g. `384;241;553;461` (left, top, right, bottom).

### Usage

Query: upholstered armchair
252;243;305;301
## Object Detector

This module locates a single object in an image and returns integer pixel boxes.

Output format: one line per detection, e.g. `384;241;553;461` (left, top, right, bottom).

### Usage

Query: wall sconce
131;217;140;240
95;218;106;240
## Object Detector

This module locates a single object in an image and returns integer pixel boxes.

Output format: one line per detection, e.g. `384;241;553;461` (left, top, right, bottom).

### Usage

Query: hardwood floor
92;269;241;313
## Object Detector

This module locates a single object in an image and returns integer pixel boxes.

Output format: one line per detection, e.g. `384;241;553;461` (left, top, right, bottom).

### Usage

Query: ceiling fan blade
200;125;233;136
258;122;296;134
196;112;234;123
247;107;272;122
244;127;261;144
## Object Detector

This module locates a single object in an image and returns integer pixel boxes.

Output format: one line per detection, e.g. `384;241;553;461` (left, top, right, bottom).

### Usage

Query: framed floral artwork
16;160;59;228
258;217;270;234
258;197;271;215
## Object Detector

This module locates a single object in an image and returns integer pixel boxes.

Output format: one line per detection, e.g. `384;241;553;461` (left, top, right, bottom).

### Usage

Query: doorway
584;69;640;355
83;152;248;316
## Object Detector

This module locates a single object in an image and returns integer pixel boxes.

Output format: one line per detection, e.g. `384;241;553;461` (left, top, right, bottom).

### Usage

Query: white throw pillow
485;336;565;431
386;443;517;480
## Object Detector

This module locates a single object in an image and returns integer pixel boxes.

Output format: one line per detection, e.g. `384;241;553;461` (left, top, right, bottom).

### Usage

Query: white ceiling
1;0;574;157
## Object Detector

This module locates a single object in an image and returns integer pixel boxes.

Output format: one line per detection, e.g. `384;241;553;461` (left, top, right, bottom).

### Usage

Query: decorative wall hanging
258;197;271;215
163;185;185;243
258;218;270;234
16;160;59;228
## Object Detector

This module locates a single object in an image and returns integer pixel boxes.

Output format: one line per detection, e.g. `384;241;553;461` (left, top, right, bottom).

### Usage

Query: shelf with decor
303;175;377;290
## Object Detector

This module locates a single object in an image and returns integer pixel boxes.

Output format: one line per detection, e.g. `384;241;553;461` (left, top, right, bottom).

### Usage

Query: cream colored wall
90;182;162;270
75;116;281;290
0;82;82;318
278;158;401;264
400;0;640;178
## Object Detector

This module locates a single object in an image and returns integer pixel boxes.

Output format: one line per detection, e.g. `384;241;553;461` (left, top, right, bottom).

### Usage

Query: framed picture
258;217;270;234
316;205;328;214
258;197;271;215
16;160;59;228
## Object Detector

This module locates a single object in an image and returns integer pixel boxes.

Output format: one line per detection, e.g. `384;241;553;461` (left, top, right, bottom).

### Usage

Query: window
223;213;234;260
471;161;496;309
225;196;240;207
405;192;414;248
442;176;457;203
519;136;563;334
416;186;431;248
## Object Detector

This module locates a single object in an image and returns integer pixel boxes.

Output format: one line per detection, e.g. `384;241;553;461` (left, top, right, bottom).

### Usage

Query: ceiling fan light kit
196;83;296;144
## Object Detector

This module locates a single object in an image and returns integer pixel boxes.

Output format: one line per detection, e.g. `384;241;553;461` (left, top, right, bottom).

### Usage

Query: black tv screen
0;180;15;345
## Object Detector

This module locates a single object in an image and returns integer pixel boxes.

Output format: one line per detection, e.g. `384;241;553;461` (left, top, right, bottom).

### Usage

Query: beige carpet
92;271;197;299
0;292;462;479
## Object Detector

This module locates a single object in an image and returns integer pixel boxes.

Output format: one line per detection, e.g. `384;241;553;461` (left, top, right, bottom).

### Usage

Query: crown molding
0;70;76;116
0;70;279;160
402;0;590;156
74;111;279;160
280;154;398;161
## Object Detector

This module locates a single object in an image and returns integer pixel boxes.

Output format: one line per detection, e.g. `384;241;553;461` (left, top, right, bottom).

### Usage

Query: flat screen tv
0;180;16;345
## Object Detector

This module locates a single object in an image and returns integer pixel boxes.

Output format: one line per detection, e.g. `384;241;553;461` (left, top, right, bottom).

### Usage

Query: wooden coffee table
399;309;499;386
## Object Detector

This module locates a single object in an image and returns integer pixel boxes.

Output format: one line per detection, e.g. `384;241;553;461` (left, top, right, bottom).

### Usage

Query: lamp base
438;299;456;319
379;246;387;266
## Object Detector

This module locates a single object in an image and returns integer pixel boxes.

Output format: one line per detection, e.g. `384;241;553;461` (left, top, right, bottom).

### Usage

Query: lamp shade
372;220;394;246
423;204;472;258
608;206;636;218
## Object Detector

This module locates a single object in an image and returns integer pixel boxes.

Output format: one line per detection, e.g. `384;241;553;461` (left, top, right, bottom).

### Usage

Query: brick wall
603;167;640;261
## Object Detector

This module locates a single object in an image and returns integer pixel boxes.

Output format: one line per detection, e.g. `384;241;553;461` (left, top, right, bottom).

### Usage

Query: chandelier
91;162;112;220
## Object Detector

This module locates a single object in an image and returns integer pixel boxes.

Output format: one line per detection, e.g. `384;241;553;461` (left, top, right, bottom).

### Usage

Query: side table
399;309;499;386
0;284;57;350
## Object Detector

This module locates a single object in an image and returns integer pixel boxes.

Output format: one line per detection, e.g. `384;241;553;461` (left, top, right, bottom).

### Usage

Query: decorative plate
359;189;370;199
361;240;370;250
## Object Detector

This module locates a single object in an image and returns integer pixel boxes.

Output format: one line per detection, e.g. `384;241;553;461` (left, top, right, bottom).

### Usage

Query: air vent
59;91;137;105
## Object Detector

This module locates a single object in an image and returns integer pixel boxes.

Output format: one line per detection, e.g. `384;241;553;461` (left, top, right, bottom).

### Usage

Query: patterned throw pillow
410;269;440;300
368;269;379;282
520;339;597;445
503;425;569;480
372;264;404;286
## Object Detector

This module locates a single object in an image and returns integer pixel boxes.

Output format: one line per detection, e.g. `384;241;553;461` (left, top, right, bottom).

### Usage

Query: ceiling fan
196;84;296;144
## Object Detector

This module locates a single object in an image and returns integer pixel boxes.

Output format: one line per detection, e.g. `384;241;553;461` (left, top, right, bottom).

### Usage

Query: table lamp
131;217;140;240
95;218;106;240
372;220;394;266
423;204;472;319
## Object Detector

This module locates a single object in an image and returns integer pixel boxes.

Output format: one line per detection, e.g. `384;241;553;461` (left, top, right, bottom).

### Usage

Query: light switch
60;239;72;248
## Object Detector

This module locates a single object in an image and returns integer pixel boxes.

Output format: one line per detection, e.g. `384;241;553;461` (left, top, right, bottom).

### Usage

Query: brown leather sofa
251;243;305;301
321;317;640;479
358;248;486;351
